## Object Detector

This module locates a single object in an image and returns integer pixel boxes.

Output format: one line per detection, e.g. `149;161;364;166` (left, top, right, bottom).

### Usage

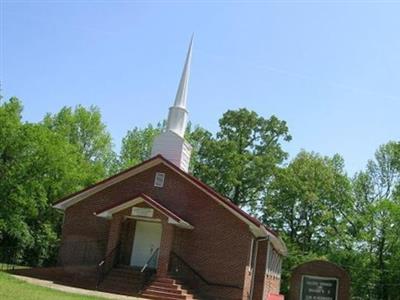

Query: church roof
53;155;287;255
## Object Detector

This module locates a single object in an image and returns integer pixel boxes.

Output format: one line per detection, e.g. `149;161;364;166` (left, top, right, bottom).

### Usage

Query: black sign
301;275;338;300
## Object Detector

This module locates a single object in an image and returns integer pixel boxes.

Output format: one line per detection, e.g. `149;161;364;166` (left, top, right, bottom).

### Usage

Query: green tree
350;142;400;299
119;123;164;170
191;108;291;208
265;151;352;251
43;105;116;180
0;98;90;265
264;151;353;294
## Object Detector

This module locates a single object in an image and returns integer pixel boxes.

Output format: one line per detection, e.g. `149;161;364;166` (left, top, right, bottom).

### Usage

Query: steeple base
151;130;192;172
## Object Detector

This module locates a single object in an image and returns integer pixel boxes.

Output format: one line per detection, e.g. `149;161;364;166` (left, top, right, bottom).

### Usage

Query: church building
53;38;286;300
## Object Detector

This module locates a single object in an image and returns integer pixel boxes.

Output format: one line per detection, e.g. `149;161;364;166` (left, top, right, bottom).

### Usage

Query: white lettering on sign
300;275;338;300
132;207;154;218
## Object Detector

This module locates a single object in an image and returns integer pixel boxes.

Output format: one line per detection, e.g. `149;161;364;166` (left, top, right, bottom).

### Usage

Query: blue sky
1;1;400;175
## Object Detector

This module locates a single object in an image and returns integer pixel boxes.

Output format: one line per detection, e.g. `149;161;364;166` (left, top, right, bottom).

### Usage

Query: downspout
249;236;269;300
262;240;271;300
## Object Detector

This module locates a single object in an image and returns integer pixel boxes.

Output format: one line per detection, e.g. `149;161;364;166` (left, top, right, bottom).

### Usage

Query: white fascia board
95;198;144;219
264;228;288;257
249;224;287;256
249;223;266;237
53;159;162;210
168;217;194;230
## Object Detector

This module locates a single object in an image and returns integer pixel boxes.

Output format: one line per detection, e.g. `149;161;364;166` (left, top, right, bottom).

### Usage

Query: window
154;172;166;187
266;244;282;278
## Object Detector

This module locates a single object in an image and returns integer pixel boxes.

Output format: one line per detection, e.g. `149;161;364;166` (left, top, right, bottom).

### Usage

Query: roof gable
95;193;193;229
53;155;163;209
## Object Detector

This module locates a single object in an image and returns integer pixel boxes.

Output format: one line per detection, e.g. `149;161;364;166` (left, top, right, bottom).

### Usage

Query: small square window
154;172;165;187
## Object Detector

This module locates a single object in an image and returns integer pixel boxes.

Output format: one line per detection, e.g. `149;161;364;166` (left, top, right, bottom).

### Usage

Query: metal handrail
140;248;160;273
170;251;242;289
139;248;159;293
96;242;121;288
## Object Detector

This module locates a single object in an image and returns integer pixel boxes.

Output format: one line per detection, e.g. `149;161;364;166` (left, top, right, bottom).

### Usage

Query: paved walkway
11;274;147;300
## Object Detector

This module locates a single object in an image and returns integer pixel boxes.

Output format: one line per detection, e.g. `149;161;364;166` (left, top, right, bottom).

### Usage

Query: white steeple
151;36;194;172
166;35;193;137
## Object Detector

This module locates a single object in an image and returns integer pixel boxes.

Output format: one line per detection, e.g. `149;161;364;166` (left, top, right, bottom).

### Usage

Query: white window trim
154;172;166;187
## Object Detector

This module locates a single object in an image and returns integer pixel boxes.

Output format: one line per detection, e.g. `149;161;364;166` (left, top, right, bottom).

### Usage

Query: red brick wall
265;275;281;297
119;218;135;265
106;214;124;254
157;220;174;276
59;163;257;299
252;240;268;300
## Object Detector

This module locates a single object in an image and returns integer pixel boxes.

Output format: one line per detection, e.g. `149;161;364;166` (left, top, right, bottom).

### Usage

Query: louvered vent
154;172;165;188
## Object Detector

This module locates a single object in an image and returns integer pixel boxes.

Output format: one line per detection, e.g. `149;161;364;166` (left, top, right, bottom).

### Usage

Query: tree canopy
118;123;164;170
191;108;291;208
346;142;400;299
43;105;116;180
0;99;117;264
0;97;399;298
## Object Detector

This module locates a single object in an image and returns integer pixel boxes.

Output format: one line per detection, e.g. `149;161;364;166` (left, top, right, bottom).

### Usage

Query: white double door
130;221;162;268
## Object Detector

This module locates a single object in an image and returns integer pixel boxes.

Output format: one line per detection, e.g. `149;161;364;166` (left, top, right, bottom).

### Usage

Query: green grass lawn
0;272;106;300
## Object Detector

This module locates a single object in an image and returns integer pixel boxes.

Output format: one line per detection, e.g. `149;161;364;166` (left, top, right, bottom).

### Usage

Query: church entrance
130;221;162;269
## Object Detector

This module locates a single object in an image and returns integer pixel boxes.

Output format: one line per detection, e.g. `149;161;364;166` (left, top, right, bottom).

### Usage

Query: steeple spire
166;35;193;137
151;36;194;172
173;34;193;108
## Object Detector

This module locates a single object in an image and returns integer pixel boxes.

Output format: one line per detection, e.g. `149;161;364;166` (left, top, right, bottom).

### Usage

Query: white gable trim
53;158;162;210
94;195;193;230
95;198;143;219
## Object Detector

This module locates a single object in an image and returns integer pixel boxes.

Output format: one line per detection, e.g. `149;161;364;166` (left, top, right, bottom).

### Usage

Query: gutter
250;224;288;257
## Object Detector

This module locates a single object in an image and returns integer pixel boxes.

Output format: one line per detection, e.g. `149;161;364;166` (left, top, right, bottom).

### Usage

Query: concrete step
147;284;195;295
142;296;183;300
153;277;184;285
146;286;184;295
146;285;185;295
142;275;200;300
142;290;188;300
148;280;180;289
142;294;199;300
